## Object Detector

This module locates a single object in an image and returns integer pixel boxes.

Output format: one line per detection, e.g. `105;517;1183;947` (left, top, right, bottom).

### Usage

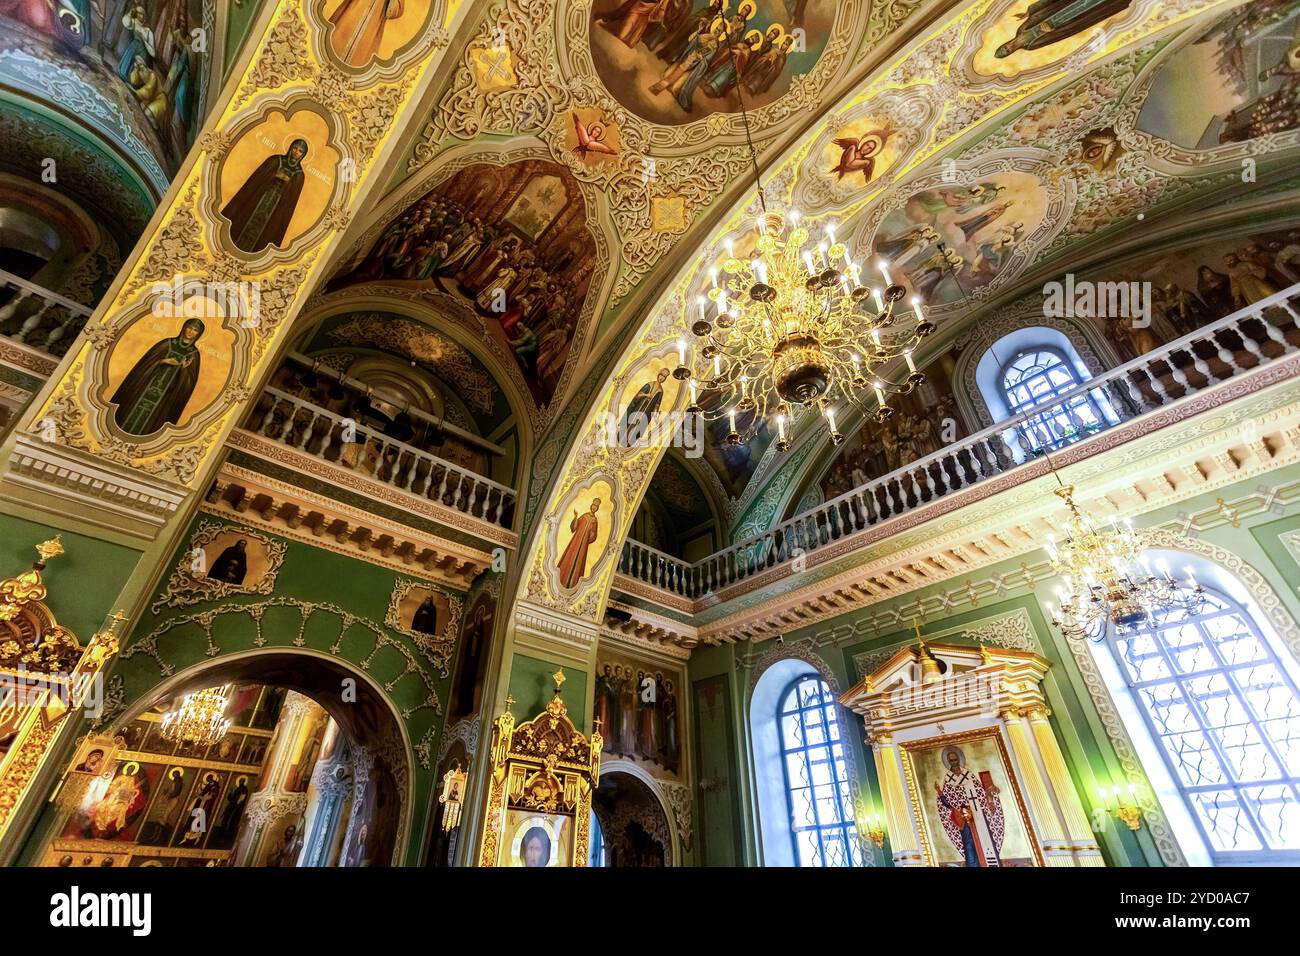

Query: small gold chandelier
1044;485;1204;640
160;684;233;747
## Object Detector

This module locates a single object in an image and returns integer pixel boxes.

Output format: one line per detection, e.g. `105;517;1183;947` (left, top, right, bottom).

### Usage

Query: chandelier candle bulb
905;350;916;374
878;259;892;285
912;297;924;321
873;288;885;312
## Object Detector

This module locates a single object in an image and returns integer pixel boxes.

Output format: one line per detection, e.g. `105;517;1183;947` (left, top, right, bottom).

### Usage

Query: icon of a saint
208;539;249;585
110;317;205;436
519;825;551;867
411;593;439;635
622;368;669;445
556;498;601;589
221;139;310;253
933;744;1005;866
329;0;405;67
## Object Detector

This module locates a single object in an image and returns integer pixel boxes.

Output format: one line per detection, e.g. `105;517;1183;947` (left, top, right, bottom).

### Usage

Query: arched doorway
589;770;673;867
39;652;410;868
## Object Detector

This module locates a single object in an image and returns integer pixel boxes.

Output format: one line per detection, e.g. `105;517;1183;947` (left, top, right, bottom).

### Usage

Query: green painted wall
681;464;1300;867
507;653;588;732
0;512;140;643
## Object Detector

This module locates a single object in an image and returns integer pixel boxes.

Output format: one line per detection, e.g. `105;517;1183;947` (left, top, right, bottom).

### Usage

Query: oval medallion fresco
870;171;1050;307
589;0;838;126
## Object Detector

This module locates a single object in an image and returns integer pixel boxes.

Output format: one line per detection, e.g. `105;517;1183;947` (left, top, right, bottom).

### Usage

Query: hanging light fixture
1042;485;1205;640
160;684;234;747
676;21;930;449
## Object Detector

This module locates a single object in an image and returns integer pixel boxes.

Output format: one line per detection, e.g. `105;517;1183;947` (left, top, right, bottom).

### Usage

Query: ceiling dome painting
588;0;839;126
1136;1;1300;151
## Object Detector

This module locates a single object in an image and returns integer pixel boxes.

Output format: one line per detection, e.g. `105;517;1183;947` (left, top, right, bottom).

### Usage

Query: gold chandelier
1043;485;1204;640
160;684;233;747
674;32;931;450
677;212;932;449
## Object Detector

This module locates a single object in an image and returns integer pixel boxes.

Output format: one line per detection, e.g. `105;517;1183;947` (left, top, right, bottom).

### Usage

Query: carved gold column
870;735;922;866
1000;706;1077;867
1028;706;1105;866
0;2;460;540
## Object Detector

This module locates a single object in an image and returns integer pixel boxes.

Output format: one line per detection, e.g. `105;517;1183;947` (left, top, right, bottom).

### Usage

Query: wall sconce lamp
858;809;887;849
1099;782;1142;831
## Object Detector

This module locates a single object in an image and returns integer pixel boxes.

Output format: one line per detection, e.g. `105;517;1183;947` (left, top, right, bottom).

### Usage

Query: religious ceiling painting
1135;1;1300;154
902;729;1041;867
594;650;684;777
867;162;1058;308
300;310;514;433
332;160;597;405
313;0;441;74
702;403;772;499
96;290;242;446
817;347;968;501
966;0;1146;85
589;0;838;126
212;102;344;259
0;0;213;171
614;349;688;447
792;87;942;214
648;452;714;533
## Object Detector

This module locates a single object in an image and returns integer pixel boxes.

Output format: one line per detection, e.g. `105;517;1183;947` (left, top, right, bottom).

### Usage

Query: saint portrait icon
411;593;439;635
500;811;571;867
622;367;669;445
221;139;310;253
208;538;248;585
557;498;601;589
933;744;1004;867
520;825;550;867
110;317;205;436
328;0;405;67
905;731;1038;867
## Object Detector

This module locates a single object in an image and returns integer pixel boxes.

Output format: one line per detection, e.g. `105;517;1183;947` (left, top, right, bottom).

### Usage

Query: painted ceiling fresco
589;0;838;125
329;159;598;407
1;0;212;172
513;0;1300;624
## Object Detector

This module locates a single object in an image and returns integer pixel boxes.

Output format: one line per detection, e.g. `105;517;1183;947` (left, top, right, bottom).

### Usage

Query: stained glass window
1107;588;1300;861
777;675;863;867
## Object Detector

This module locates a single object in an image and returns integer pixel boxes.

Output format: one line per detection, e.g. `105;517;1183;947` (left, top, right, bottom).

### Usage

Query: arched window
777;674;863;867
999;347;1110;453
1105;586;1300;862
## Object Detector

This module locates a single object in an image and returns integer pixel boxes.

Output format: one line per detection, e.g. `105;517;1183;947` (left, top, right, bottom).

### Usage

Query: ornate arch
596;758;683;867
99;646;419;867
320;139;619;423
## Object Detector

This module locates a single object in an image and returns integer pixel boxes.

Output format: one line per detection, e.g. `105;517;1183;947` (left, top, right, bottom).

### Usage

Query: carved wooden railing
242;387;517;530
619;283;1300;599
0;269;93;358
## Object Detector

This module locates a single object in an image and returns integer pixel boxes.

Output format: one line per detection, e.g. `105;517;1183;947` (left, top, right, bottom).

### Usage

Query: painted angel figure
933;745;1005;866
